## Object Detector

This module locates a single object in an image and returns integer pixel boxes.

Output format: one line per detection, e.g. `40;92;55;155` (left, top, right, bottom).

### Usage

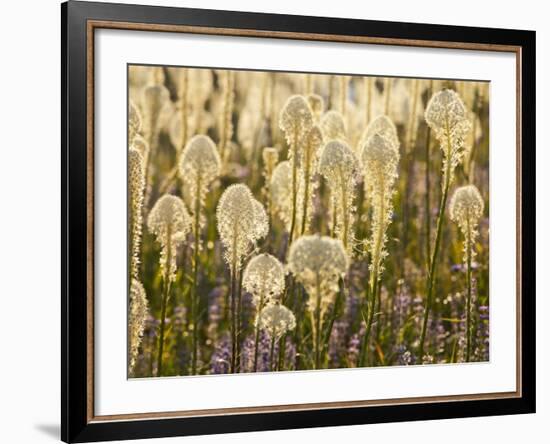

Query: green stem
466;217;472;362
289;130;299;247
314;273;322;369
156;229;172;377
253;303;264;373
191;181;201;375
418;134;452;360
236;269;244;372
269;336;276;371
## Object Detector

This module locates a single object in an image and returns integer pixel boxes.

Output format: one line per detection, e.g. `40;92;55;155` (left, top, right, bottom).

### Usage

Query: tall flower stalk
358;120;400;366
242;254;285;371
218;70;235;167
299;126;323;235
180;135;221;374
129;147;145;279
450;185;484;362
418;89;471;360
147;195;191;376
217;184;268;372
288;235;348;368
279;95;314;244
258;304;296;370
129;279;149;374
318;140;360;254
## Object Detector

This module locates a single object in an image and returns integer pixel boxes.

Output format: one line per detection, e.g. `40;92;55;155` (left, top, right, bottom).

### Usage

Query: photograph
127;65;490;377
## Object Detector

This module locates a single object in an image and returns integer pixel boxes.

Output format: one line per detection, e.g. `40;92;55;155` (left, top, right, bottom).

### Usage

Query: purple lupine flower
475;305;489;361
347;324;364;367
210;333;231;374
240;335;255;373
328;320;348;367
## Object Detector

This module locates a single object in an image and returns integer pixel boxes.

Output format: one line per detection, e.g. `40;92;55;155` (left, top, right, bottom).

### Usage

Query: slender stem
278;278;293;371
253;300;265;373
314;273;322;369
300;148;312;235
418;138;452;360
359;279;378;367
339;168;349;251
359;178;385;366
236;269;244;372
425;129;432;265
156;229;172;377
323;278;345;364
191;180;201;375
289;129;299;247
465;216;472;362
269;336;276;371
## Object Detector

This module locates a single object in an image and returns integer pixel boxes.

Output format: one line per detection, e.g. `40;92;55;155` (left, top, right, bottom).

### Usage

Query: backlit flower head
361;132;400;283
359;115;399;150
270;161;300;232
450;184;484;261
425;89;471;184
147;194;191;282
257;304;296;341
288;235;348;315
180;135;221;228
250;198;269;244
279;95;314;150
216;184;257;272
129;147;145;278
318;140;359;252
320;110;347;141
298;125;324;234
129;279;148;373
242;253;285;307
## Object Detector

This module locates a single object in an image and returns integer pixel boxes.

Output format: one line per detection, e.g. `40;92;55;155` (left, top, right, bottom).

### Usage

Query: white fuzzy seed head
450;185;484;262
270;161;297;232
180;135;221;218
129;148;145;278
425;89;471;182
359;115;399;150
243;253;285;308
288;235;348;315
258;304;296;341
216;184;257;272
129;279;148;373
361;132;400;283
279;95;314;148
320;110;347;141
147;194;191;282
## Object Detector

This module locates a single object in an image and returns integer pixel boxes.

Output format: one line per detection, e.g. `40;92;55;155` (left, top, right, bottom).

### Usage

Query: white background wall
0;0;546;443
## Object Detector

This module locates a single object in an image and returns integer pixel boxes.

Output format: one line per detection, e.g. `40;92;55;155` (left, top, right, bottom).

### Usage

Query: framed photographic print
61;1;536;442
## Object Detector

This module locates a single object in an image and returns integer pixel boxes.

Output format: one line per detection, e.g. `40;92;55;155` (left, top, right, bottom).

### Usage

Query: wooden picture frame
62;1;536;442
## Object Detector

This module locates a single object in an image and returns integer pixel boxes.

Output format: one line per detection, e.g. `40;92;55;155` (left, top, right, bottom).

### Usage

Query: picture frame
61;1;536;442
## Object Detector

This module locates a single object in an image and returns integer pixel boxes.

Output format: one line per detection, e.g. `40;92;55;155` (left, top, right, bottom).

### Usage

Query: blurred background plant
128;65;490;377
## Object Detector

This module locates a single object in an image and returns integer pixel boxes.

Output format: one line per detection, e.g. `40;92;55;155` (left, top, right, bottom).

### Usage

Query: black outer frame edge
61;1;536;442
